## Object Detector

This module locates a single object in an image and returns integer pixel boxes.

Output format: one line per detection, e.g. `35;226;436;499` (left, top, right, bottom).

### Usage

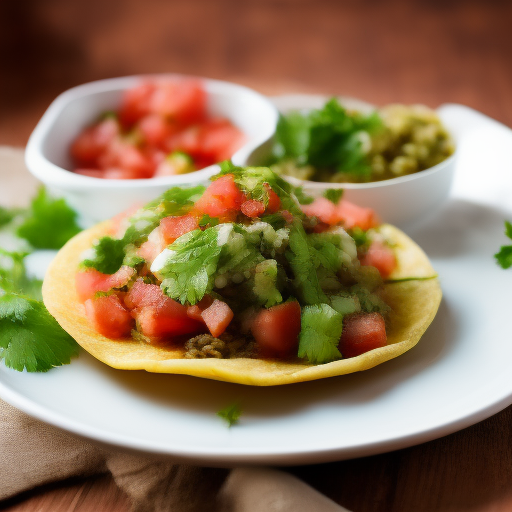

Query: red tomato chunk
75;266;135;303
192;174;246;220
302;197;379;231
84;294;133;338
124;280;203;338
251;301;301;358
338;312;387;358
360;240;397;278
200;299;234;338
70;80;245;179
160;214;199;244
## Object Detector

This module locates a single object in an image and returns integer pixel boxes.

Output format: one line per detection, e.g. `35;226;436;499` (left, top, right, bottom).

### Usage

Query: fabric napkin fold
0;147;350;512
0;399;350;512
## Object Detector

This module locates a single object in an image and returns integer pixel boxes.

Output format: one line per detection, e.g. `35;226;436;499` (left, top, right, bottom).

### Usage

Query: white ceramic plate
1;102;512;466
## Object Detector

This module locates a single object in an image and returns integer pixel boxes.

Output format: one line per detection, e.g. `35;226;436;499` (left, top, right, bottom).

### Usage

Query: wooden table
2;0;512;510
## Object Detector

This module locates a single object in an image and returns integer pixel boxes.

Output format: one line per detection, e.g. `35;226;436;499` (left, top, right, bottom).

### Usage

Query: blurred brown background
1;0;512;147
3;1;512;511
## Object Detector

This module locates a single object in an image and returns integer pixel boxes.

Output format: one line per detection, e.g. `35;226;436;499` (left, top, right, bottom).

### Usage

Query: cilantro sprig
270;98;382;181
16;187;81;249
0;294;79;372
0;188;81;372
495;221;512;269
217;402;242;427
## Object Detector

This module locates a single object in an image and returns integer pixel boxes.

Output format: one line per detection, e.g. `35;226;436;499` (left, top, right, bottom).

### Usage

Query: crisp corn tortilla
43;222;441;386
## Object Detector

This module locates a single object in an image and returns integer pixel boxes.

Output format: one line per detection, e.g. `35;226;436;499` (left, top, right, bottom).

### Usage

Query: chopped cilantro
323;188;344;204
160;227;223;305
82;236;126;275
217;402;242;427
199;214;219;227
298;304;343;364
270;98;382;180
495;221;512;269
0;294;79;372
16;187;81;249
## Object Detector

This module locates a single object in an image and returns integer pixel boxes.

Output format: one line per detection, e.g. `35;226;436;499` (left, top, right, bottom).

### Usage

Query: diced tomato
160;214;199;244
337;200;379;231
97;140;155;179
125;280;203;338
360;241;397;278
200;299;234;337
119;81;156;127
72;80;245;178
338;312;387;358
150;79;206;125
138;114;179;149
302;197;339;225
196;119;245;163
75;266;136;303
264;183;281;213
251;301;301;358
192;174;245;220
186;295;214;322
84;294;133;338
71;118;119;167
75;269;112;303
124;280;162;309
109;265;136;289
241;199;265;218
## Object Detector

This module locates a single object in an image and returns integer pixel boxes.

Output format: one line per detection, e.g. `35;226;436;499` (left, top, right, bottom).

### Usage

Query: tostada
43;163;441;385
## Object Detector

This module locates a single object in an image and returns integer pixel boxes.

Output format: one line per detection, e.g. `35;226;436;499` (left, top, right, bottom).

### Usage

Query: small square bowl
243;94;459;230
25;75;279;225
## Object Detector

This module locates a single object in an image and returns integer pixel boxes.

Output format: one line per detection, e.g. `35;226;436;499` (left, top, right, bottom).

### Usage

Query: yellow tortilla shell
43;222;441;386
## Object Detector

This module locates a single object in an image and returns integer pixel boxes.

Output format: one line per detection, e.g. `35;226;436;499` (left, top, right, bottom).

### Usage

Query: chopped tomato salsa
71;79;245;179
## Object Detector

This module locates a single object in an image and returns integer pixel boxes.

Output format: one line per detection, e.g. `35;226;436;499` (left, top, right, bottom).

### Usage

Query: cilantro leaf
274;112;311;160
323;188;344;204
82;236;126;275
271;98;382;181
0;294;79;372
217;402;242;427
495;221;512;269
199;214;219;227
160;227;223;305
0;249;42;300
298;304;343;364
16;187;81;249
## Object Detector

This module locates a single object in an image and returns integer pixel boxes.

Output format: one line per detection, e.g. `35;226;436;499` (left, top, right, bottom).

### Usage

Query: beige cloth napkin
0;147;350;511
0;399;349;512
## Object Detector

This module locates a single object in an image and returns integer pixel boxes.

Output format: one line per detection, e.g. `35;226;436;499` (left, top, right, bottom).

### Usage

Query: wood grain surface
1;0;512;511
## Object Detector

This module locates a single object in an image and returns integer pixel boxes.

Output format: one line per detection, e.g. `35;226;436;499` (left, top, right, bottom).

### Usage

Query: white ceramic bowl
25;75;279;226
244;94;459;230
